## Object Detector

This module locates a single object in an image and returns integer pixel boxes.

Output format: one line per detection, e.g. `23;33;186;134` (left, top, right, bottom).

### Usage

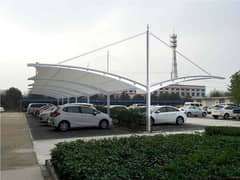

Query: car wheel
187;112;192;117
202;112;207;117
213;115;218;119
99;120;109;129
176;116;184;125
58;121;70;132
223;113;230;120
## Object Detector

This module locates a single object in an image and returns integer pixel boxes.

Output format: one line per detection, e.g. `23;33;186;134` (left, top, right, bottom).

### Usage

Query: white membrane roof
28;63;224;99
28;63;146;98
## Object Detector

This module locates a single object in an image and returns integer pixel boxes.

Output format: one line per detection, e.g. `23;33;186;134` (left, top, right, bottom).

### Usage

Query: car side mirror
93;111;99;116
155;110;161;113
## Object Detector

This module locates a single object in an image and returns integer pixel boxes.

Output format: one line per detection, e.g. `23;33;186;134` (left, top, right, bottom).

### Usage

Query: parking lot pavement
187;116;240;127
26;114;207;140
26;114;132;140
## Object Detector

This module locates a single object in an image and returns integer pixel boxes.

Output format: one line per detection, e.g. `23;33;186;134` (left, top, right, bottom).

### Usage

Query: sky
0;0;240;95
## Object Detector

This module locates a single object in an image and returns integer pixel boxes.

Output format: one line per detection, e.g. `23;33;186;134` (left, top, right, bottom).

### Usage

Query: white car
49;104;112;131
212;105;239;119
151;106;187;125
27;103;48;115
0;106;4;112
39;105;57;123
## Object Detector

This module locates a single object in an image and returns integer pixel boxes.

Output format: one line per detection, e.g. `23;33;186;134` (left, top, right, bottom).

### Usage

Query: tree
4;87;23;111
229;71;240;104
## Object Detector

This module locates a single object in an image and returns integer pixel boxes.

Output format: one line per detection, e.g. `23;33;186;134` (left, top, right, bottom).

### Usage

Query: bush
205;126;240;136
51;134;240;180
115;109;145;130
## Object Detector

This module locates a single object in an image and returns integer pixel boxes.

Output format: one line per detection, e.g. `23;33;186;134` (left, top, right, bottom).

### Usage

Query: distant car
27;103;49;115
211;105;239;119
107;105;128;111
184;102;203;108
151;106;187;125
49;104;112;131
180;106;207;117
0;106;5;112
129;104;146;109
39;105;57;123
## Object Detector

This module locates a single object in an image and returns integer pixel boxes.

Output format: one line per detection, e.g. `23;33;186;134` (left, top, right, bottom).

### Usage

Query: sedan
180;106;207;117
151;106;187;125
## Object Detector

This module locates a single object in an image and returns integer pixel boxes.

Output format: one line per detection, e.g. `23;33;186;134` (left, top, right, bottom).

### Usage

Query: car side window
166;107;179;112
64;106;80;113
81;106;94;114
158;107;168;113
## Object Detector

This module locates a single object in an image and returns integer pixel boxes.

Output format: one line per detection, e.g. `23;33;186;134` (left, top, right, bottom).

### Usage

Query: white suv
211;105;238;119
49;104;112;131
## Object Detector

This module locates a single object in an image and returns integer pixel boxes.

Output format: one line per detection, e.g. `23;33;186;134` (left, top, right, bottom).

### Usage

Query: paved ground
26;114;132;140
0;112;44;180
26;114;206;140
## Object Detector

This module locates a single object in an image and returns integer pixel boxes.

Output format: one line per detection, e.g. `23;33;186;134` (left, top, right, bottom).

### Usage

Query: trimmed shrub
51;134;240;180
205;126;240;136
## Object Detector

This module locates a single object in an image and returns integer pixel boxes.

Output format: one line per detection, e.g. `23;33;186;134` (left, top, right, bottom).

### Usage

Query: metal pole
62;97;64;104
68;97;70;104
75;97;77;103
107;94;110;116
107;50;110;72
87;96;90;104
146;25;151;133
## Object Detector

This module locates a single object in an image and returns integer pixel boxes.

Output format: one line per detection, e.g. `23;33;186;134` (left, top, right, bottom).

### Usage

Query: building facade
156;84;206;98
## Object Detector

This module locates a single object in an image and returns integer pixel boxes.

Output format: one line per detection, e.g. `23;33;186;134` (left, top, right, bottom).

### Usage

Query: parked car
184;102;203;108
39;105;57;123
233;107;240;119
49;104;112;131
211;105;239;119
27;103;49;115
151;106;187;125
180;106;207;117
106;105;128;111
129;104;146;109
0;106;4;112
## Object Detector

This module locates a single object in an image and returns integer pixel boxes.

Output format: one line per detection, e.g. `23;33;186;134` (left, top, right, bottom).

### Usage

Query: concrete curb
45;160;59;180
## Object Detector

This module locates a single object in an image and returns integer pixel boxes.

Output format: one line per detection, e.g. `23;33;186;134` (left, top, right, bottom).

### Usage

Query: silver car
180;106;207;117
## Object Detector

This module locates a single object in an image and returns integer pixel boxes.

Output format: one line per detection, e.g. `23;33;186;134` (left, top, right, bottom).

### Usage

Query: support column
62;96;64;105
87;96;90;104
57;98;59;105
146;25;151;133
107;94;110;116
68;97;70;104
75;97;78;103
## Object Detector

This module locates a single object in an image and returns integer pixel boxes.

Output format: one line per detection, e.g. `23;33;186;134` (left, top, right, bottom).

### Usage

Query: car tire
213;115;218;119
176;116;184;125
99;120;109;129
223;113;230;120
187;112;192;117
202;112;207;117
58;121;70;132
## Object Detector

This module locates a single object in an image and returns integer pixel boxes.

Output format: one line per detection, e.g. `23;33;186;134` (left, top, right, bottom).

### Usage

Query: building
156;84;206;98
192;96;232;106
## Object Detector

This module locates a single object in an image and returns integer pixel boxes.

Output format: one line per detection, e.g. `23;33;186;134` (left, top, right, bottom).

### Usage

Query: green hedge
51;134;240;180
205;126;240;136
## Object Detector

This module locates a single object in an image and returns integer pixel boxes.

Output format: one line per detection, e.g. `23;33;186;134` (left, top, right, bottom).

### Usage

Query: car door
166;107;180;123
79;106;97;127
154;107;168;123
63;106;82;127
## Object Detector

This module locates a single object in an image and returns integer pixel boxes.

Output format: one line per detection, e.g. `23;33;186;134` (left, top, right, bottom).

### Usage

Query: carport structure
28;26;225;132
